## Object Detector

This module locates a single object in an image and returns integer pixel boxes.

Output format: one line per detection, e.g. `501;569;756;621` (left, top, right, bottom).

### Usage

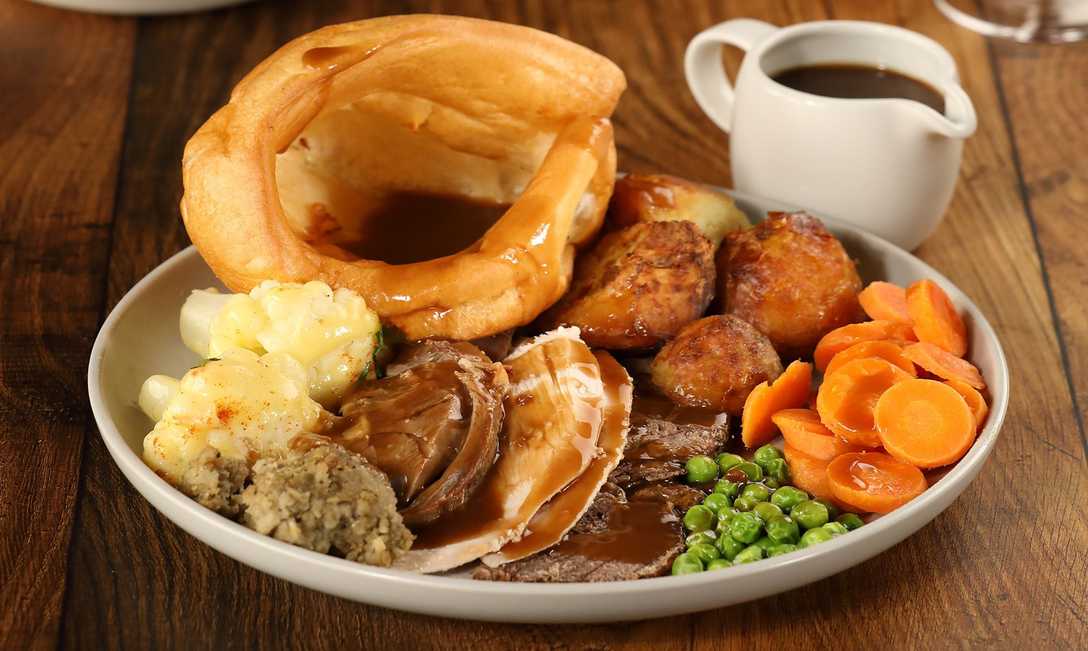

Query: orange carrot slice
741;360;813;448
906;279;967;357
858;281;911;323
783;444;836;502
816;358;912;448
903;342;986;390
824;340;917;377
874;379;976;468
827;451;927;513
814;321;918;371
945;379;989;430
773;409;864;460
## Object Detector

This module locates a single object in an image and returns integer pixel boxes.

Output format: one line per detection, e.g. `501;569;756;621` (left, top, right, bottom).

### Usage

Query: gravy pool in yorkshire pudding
181;15;626;341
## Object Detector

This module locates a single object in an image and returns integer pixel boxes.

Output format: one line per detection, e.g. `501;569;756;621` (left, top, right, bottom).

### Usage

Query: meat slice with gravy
395;328;609;573
333;341;508;526
481;351;632;567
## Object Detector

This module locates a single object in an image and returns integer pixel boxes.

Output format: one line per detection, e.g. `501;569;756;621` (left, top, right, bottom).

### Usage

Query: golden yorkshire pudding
181;15;626;340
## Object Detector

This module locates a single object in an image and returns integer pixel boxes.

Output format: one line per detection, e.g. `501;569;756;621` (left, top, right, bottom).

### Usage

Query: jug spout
920;82;977;139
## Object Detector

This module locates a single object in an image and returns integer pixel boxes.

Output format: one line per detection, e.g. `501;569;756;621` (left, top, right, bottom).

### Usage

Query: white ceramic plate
87;191;1009;623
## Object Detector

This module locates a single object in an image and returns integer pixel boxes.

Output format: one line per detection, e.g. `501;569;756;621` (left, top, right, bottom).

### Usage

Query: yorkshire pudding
181;16;626;340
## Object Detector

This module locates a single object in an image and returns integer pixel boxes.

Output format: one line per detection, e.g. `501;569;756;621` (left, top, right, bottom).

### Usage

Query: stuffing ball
239;443;413;567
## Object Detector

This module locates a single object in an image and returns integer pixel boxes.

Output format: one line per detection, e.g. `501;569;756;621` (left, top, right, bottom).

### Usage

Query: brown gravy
552;497;680;566
772;63;945;113
346;192;509;265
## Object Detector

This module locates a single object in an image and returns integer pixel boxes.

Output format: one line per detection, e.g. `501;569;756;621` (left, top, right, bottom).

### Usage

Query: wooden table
3;0;1086;648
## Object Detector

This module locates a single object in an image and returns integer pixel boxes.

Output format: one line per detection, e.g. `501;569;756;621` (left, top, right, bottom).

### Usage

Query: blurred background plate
28;0;251;15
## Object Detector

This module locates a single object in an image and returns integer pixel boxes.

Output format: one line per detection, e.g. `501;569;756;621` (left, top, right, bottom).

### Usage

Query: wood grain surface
1;0;1085;649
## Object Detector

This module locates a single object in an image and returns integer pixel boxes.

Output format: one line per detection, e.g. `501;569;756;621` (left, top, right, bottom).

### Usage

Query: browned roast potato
609;173;750;247
650;315;782;414
539;220;715;349
719;212;863;359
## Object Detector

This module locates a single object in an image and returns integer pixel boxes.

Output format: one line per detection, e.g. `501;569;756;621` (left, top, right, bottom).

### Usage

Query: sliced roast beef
608;412;729;489
473;486;685;583
335;341;508;526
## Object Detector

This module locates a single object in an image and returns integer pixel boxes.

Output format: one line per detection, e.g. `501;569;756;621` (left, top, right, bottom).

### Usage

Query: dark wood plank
0;2;134;649
57;0;1087;648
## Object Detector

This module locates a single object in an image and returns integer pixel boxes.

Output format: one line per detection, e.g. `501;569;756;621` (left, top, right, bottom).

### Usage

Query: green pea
713;479;741;499
740;483;772;503
734;461;764;482
770;486;808;512
716;452;745;473
836;513;865;531
687;543;720;565
763;458;790;484
733;496;757;512
766;543;798;558
753;444;783;469
729;512;763;544
791;499;830;530
733;544;765;564
764;478;781;489
815;499;840;520
716;532;746;560
764;515;800;544
706;558;732;571
754;535;776;551
685;455;719;484
752;501;783;523
822;522;849;537
683;505;715;532
799;527;835;548
686;530;718;547
671;553;704;575
702;492;732;514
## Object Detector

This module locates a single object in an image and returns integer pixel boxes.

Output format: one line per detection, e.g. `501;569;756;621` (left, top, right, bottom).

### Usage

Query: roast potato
719;212;863;359
650;315;782;414
539;220;715;349
609;174;750;247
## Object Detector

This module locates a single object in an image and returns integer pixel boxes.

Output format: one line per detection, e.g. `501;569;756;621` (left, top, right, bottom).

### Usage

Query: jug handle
685;19;778;132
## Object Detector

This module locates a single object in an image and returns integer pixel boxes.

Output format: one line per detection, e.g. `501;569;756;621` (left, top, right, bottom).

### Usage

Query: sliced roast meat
396;328;606;574
482;351;632;567
629;482;706;511
473;487;684;583
608;408;729;489
470;329;515;361
335;341;508;527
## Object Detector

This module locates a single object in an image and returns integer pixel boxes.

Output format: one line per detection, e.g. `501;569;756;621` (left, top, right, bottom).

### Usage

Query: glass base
935;0;1088;43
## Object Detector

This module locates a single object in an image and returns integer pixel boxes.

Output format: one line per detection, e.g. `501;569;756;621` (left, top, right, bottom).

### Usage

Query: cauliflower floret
141;349;328;498
239;443;413;566
179;281;381;407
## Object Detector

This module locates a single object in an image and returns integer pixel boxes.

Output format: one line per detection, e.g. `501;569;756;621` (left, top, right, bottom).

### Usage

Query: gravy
346;192;509;265
772;63;944;113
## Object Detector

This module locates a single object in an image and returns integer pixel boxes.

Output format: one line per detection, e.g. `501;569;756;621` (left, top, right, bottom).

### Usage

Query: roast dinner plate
87;190;1009;624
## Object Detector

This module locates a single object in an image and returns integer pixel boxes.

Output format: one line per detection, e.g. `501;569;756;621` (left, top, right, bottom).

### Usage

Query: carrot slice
903;342;986;390
773;409;864;460
858;281;911;323
782;444;836;502
814;321;918;371
945;379;989;430
906;279;967;357
816;358;912;447
741;360;813;448
826;451;927;513
874;379;976;468
824;340;917;377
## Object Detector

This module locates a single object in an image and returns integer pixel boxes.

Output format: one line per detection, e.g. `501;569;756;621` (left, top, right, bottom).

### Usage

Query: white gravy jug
685;19;977;251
